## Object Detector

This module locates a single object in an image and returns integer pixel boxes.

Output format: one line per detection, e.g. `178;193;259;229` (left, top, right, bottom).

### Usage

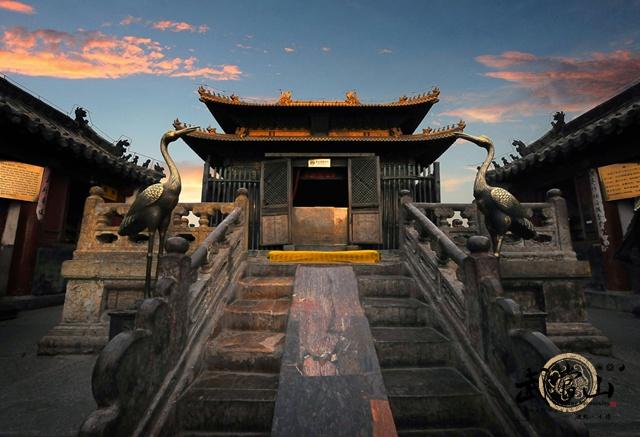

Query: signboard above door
308;158;331;168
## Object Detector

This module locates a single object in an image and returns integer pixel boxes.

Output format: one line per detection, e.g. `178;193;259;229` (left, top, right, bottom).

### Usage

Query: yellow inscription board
597;163;640;201
308;159;331;168
0;161;45;202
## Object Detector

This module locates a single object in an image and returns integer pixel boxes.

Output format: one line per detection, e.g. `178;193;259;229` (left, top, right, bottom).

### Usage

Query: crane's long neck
160;140;180;193
474;143;494;196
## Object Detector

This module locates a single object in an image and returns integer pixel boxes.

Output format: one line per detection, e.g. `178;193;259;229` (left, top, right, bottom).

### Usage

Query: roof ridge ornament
278;90;293;105
345;91;360;105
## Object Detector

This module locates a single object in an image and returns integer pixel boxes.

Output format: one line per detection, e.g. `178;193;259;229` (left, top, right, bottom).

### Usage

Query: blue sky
1;0;639;201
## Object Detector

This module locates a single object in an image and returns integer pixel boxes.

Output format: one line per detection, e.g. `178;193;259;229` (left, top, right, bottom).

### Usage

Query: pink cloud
0;26;241;80
446;49;640;122
283;47;295;53
151;20;208;33
0;0;34;14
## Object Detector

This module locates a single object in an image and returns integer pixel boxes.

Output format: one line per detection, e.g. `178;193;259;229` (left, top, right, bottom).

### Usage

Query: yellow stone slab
268;250;380;264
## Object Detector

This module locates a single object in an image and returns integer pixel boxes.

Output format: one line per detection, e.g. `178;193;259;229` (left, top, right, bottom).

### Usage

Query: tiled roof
197;86;441;108
0;77;161;186
174;120;465;142
488;83;640;182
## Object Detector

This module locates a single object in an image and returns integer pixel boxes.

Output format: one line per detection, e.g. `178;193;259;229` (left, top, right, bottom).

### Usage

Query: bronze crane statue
454;132;536;256
118;126;198;297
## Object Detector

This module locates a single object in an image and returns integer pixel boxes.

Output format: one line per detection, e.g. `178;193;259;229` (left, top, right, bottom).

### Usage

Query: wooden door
348;156;382;244
260;159;292;245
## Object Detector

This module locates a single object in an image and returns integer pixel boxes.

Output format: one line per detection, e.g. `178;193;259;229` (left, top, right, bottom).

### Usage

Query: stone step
246;261;297;277
223;299;290;332
372;327;453;368
358;275;416;298
383;368;483;429
362;297;429;327
398;428;494;436
207;330;284;373
179;432;270;437
178;371;277;432
245;257;405;277
238;276;294;300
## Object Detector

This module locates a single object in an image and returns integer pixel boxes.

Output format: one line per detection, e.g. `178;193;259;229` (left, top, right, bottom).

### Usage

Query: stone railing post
546;188;573;254
462;235;503;360
75;186;106;251
151;236;191;348
399;189;413;250
234;187;250;252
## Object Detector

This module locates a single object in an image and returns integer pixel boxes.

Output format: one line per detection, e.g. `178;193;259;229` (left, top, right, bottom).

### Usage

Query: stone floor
0;305;638;436
0;305;95;437
581;308;640;436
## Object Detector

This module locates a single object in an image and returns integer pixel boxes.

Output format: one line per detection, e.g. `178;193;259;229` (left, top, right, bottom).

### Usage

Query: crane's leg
495;235;504;257
155;222;169;283
144;230;155;299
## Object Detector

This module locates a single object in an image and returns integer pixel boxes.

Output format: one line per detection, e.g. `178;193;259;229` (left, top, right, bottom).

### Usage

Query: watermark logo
538;353;598;412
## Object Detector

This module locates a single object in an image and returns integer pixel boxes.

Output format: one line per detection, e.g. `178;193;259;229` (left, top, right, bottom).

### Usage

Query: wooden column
602;200;631;291
7;201;40;295
0;201;21;296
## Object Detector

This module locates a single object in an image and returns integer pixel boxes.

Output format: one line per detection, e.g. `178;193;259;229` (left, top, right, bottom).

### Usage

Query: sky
1;0;639;202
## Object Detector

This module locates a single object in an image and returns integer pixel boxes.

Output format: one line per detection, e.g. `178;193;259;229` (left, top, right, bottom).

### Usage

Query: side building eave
0;86;162;188
487;101;640;184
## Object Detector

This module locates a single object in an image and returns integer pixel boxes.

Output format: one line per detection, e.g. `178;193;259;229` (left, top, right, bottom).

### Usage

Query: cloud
120;15;141;26
151;20;208;33
0;26;241;80
378;48;393;54
0;0;34;14
443;101;544;123
321;47;331;53
445;49;640;122
283;47;295;53
475;51;537;68
441;175;475;193
176;161;203;202
120;16;208;33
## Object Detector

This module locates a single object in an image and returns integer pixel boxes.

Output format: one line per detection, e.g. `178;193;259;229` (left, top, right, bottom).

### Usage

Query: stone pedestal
38;254;150;355
500;257;611;355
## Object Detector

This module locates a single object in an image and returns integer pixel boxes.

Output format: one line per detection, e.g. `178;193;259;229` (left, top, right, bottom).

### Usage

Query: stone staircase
176;264;294;436
358;268;497;436
175;256;508;436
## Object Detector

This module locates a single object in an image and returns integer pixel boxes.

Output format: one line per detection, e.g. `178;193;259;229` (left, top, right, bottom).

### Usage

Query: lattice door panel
350;157;380;207
262;159;289;208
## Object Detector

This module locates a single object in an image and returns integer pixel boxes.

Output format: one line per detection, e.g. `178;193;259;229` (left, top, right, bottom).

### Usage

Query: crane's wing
490;187;528;218
118;183;164;235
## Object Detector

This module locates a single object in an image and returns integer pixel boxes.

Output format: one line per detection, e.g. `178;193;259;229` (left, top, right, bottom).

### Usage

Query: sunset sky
1;0;639;202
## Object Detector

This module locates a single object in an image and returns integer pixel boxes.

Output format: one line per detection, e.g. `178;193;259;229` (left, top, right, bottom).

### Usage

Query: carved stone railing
79;188;249;437
411;189;608;355
414;189;575;259
400;190;588;437
74;186;238;255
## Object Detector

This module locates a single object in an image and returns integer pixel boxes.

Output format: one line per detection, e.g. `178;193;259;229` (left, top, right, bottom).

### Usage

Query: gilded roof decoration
197;86;441;107
175;118;465;142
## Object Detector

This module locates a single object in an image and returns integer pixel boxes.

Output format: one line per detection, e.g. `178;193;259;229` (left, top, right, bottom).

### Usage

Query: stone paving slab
0;306;96;437
580;308;640;436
